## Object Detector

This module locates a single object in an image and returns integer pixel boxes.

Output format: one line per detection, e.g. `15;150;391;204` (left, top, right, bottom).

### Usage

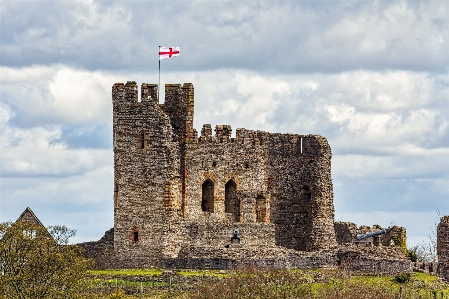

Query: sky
1;0;448;247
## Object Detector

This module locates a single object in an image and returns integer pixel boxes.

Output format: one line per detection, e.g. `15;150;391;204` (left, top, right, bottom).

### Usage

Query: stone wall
78;228;114;269
161;245;410;274
438;216;449;282
334;222;358;244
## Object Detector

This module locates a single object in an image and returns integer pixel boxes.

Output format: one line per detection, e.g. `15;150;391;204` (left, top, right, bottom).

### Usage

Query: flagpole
158;46;161;103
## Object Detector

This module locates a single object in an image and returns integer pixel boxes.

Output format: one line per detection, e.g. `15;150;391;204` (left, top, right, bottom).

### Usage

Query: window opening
255;195;267;223
225;180;240;222
114;183;119;207
23;230;36;239
201;179;214;212
300;186;312;201
133;231;139;243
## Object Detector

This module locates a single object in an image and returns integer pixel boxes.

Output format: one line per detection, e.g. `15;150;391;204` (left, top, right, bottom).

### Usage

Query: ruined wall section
160;83;195;219
112;81;184;267
335;222;407;251
334;222;358;244
184;222;275;248
236;129;337;251
161;83;195;142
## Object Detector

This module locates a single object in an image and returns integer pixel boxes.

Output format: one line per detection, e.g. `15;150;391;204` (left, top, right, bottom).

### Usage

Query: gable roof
15;207;45;228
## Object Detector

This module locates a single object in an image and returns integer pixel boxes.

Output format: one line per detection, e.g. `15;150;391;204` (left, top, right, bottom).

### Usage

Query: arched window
201;179;214;212
130;227;139;244
225;180;240;222
255;195;268;223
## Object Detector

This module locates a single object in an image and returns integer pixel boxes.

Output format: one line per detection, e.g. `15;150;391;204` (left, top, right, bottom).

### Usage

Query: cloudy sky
1;0;448;247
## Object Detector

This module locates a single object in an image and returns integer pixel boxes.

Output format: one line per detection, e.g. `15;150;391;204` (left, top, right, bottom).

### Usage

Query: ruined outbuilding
15;207;45;228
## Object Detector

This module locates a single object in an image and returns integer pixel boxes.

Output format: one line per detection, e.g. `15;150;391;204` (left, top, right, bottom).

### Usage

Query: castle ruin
94;81;410;272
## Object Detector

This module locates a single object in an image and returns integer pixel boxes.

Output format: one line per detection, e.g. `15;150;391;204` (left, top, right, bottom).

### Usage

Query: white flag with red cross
159;47;180;60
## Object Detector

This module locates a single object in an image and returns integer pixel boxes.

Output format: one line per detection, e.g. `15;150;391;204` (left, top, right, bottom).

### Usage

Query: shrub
0;221;93;299
394;272;412;284
407;246;419;262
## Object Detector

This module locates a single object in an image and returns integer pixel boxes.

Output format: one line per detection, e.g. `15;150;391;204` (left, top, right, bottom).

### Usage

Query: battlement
112;82;193;106
112;82;330;160
182;125;330;158
113;82;195;142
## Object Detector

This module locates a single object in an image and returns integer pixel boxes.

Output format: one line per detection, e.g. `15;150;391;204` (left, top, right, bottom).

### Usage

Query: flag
159;47;180;60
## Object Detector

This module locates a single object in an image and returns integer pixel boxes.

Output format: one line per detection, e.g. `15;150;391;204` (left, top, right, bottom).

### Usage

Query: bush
108;288;128;299
394;272;412;284
0;221;93;299
407;247;419;262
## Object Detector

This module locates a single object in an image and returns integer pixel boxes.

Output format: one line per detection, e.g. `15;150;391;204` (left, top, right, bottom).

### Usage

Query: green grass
86;269;449;299
88;269;163;276
89;268;228;278
175;269;228;277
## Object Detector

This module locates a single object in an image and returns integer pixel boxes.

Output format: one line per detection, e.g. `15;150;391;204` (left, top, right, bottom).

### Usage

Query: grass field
86;268;449;299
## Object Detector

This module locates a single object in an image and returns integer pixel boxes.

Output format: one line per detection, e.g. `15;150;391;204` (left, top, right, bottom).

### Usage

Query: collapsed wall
334;222;407;249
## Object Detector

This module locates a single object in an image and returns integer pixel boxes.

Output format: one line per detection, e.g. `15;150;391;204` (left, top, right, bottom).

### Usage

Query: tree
0;221;93;299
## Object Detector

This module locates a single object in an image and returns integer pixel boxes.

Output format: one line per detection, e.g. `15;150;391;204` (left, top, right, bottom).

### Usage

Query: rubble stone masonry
104;81;410;272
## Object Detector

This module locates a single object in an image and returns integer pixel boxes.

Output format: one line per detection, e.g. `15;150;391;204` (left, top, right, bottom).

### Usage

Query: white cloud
0;123;111;177
0;66;116;126
1;1;448;72
333;150;449;179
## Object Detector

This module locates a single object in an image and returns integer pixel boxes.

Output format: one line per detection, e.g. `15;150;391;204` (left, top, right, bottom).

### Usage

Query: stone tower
112;82;337;268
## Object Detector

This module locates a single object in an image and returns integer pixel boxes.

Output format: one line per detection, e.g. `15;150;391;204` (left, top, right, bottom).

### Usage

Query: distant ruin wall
438;216;449;282
334;222;407;250
334;222;358;244
78;228;114;269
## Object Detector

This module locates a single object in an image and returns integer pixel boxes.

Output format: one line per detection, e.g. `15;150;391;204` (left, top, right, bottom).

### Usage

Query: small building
15;207;46;228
